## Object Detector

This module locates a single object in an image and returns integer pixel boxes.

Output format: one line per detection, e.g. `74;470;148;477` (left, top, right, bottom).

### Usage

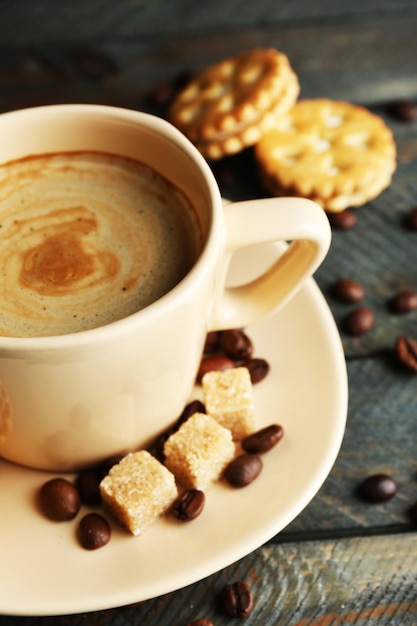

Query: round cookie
169;48;299;160
255;99;397;212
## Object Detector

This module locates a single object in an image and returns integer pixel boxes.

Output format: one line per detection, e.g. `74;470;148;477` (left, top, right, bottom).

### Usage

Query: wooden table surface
1;2;417;624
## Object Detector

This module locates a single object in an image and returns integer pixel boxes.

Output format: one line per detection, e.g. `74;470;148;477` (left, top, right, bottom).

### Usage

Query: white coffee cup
0;104;331;471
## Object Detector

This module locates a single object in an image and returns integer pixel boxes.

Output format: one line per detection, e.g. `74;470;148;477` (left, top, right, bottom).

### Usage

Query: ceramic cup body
0;104;331;471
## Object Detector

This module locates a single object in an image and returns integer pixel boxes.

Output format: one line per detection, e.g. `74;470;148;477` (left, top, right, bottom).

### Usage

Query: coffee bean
173;69;196;90
186;620;214;626
409;501;417;524
242;424;284;454
75;468;102;506
70;47;117;81
148;429;173;462
225;453;263;487
221;581;254;618
395;335;417;372
219;329;253;360
39;477;81;521
357;473;397;503
389;289;417;313
213;160;238;188
342;307;375;336
390;98;417;122
197;354;235;383
243;357;270;384
331;278;365;303
78;513;111;550
95;454;125;480
176;400;206;428
145;83;175;109
172;489;205;521
204;331;220;354
405;206;417;230
327;209;357;230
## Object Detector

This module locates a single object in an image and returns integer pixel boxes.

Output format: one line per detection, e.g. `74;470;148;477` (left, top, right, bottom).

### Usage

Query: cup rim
0;104;223;349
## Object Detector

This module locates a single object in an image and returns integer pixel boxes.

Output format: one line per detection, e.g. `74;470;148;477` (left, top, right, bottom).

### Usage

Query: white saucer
0;248;348;617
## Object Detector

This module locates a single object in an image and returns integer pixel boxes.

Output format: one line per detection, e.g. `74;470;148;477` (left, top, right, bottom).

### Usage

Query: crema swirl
0;152;200;337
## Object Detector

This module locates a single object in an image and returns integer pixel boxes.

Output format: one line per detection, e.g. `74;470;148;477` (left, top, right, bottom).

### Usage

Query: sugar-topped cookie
169;48;299;160
255;98;396;211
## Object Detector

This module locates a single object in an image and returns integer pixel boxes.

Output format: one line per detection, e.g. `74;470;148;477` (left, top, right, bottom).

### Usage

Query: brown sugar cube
99;450;178;536
163;413;235;490
202;367;255;440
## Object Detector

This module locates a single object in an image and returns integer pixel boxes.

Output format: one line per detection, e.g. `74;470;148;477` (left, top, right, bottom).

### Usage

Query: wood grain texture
284;355;417;535
1;0;417;46
1;14;417;113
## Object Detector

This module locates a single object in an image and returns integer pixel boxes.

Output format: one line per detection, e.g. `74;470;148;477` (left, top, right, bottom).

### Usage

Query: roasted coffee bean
185;620;214;626
78;513;111;550
327;209;357;230
395;335;417;372
172;489;205;521
173;69;196;90
204;331;220;354
145;83;175;109
390;98;417;122
75;468;102;506
219;329;253;360
39;477;81;521
357;473;397;503
389;289;417;313
221;581;254;618
244;357;270;384
242;424;284;454
332;278;365;303
342;307;375;336
71;47;117;81
225;453;263;487
148;429;173;462
95;454;125;480
409;501;417;524
405;206;417;230
176;400;206;428
213;160;238;188
197;354;235;383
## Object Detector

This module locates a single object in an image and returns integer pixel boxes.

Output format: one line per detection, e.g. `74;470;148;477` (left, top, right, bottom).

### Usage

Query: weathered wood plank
1;0;417;46
284;356;417;535
1;14;417;113
1;534;416;624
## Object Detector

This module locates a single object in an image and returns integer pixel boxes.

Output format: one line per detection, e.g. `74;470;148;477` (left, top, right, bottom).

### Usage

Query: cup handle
208;197;331;330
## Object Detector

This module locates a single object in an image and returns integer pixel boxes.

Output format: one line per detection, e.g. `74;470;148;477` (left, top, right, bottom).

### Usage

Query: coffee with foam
0;151;201;337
